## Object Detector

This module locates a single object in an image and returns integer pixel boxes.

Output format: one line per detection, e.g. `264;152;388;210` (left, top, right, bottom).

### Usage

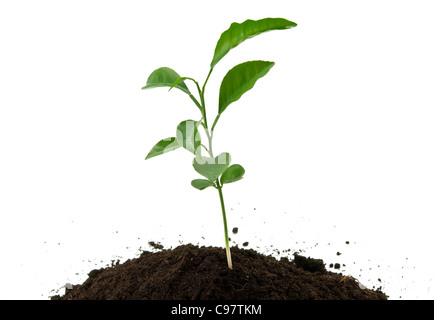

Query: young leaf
176;120;201;155
219;60;274;115
220;164;245;185
191;179;215;190
142;67;191;95
210;18;297;68
193;152;231;182
145;137;181;160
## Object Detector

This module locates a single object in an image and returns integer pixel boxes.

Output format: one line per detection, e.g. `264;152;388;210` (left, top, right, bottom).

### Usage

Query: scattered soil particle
232;227;238;234
148;241;164;250
242;242;249;247
53;244;387;300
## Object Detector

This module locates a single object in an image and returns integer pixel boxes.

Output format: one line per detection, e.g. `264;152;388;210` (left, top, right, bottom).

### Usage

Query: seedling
142;18;297;269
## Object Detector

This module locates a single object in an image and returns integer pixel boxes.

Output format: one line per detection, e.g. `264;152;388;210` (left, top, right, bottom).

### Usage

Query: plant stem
199;68;213;129
198;68;232;270
216;181;232;269
205;129;214;158
202;68;213;95
204;124;231;269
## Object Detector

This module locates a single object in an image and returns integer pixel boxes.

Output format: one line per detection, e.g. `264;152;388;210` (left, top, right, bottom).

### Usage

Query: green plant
142;18;297;269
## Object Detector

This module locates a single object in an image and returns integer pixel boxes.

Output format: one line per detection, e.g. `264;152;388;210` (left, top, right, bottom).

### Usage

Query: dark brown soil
53;244;387;300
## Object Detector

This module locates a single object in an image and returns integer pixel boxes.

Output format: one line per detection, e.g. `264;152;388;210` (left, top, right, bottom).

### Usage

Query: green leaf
193;152;231;182
142;67;191;95
176;120;201;155
219;60;274;115
220;164;245;185
211;18;297;69
145;137;181;160
191;179;215;190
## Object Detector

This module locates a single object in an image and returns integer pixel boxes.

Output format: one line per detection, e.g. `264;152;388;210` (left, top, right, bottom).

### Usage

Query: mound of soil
53;244;387;300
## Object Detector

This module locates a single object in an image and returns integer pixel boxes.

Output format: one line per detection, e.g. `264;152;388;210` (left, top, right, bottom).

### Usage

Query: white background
1;0;433;300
